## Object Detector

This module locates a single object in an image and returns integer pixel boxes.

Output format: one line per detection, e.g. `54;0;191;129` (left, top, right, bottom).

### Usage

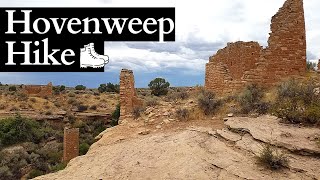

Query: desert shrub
98;83;120;93
46;151;63;164
79;143;90;155
51;162;67;172
17;93;28;101
27;169;45;179
198;91;222;115
54;101;61;107
0;166;12;179
8;86;16;92
67;113;76;123
68;92;76;97
307;61;316;71
0;115;50;147
89;105;97;110
30;97;37;103
133;107;144;119
68;98;77;105
177;91;189;100
237;84;266;114
91;120;106;136
45;110;53;115
256;144;288;170
75;85;86;91
145;97;159;107
176;108;190;120
148;78;170;96
77;105;88;112
52;85;66;95
273;79;320;124
59;85;66;91
111;104;120;126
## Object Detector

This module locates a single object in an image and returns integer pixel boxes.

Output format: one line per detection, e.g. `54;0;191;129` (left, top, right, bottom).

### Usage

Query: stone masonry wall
205;42;262;94
63;127;79;162
119;69;143;123
205;0;306;94
23;82;53;97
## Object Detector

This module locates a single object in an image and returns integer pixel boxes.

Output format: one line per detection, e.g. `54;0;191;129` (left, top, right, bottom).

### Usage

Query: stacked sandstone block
63;127;79;162
119;69;143;123
205;0;306;94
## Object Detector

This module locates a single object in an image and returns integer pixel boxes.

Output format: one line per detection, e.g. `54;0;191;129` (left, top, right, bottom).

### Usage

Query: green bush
148;78;170;96
273;79;320;125
9;86;16;92
52;85;66;95
98;83;120;93
198;91;221;115
75;85;86;91
237;84;266;114
27;169;45;179
307;61;316;71
111;104;120;126
51;162;67;172
256;144;288;170
79;143;90;155
0;115;50;147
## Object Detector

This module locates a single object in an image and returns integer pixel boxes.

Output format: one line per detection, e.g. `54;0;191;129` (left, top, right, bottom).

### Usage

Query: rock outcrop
205;0;307;94
35;116;320;180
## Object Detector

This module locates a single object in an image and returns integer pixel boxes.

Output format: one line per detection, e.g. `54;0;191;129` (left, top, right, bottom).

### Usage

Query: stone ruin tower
63;127;79;162
205;0;306;94
119;69;143;123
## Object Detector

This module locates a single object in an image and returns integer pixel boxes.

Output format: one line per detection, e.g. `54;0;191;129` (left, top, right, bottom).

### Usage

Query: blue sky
0;0;319;88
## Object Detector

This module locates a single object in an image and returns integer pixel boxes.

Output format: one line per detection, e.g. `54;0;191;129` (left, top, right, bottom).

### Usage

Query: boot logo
80;43;109;68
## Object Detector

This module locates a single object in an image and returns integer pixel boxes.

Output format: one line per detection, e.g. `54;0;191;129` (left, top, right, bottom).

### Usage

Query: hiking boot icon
80;43;109;68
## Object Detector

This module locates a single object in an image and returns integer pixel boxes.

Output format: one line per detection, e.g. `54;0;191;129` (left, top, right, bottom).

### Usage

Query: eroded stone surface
216;129;242;142
225;115;320;155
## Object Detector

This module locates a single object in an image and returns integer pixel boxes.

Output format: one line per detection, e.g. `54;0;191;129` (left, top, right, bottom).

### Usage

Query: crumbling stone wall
23;82;53;97
63;127;79;162
205;42;262;94
119;69;143;123
205;0;306;94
